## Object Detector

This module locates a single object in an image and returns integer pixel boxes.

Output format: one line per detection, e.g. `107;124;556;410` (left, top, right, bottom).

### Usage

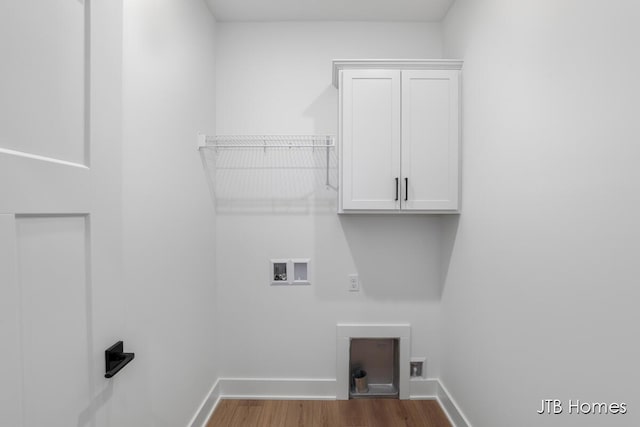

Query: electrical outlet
348;274;360;292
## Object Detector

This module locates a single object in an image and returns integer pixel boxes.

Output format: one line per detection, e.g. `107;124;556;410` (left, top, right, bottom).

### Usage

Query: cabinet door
341;69;401;211
401;70;460;211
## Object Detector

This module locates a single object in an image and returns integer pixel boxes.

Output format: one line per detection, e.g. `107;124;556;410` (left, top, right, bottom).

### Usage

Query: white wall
441;1;640;426
214;22;448;383
123;0;218;425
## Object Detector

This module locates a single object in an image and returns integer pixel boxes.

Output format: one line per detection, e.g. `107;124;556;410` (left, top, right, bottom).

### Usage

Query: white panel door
401;70;460;211
0;1;125;426
341;69;401;210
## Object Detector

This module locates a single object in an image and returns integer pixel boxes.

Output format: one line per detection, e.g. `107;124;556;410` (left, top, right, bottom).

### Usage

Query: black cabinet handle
395;177;399;201
105;341;135;378
405;177;409;201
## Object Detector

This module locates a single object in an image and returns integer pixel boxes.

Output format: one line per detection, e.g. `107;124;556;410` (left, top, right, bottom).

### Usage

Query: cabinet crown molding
332;59;463;88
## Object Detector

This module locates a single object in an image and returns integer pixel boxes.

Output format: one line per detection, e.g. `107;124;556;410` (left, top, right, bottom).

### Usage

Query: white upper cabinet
334;60;462;214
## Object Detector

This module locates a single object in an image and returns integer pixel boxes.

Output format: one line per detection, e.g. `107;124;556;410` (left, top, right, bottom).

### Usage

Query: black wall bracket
105;341;135;378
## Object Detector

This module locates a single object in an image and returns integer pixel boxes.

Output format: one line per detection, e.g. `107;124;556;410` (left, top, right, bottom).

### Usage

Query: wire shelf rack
198;134;335;150
197;134;338;210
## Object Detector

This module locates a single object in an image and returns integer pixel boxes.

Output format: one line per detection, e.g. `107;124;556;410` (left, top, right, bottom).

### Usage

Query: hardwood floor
206;399;452;427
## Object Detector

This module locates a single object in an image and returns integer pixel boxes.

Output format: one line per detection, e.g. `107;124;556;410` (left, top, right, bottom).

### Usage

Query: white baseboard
219;377;337;400
188;377;470;427
436;379;472;427
188;379;221;427
409;378;439;398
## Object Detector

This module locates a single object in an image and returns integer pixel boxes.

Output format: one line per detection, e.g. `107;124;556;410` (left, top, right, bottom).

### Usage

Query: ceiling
207;0;455;22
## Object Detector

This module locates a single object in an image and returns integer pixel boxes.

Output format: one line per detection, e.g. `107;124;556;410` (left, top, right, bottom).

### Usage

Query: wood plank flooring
206;399;452;427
